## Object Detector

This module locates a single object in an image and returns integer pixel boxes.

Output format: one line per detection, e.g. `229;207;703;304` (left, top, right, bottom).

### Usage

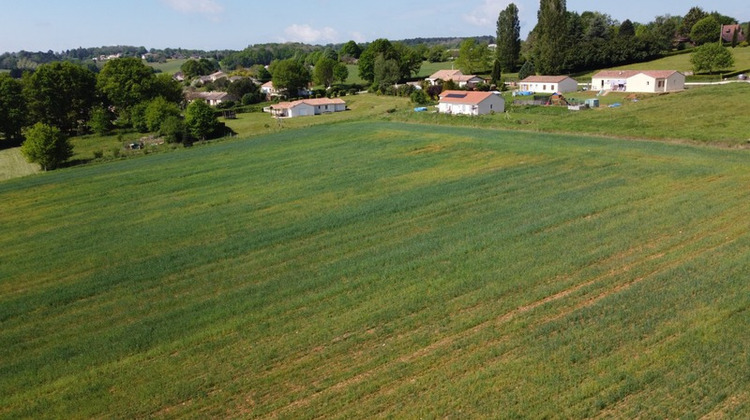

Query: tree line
0;58;223;169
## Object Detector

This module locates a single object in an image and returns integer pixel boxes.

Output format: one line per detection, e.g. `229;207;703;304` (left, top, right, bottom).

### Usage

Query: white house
186;91;232;107
519;75;578;93
592;70;685;93
438;90;505;116
427;70;485;88
265;97;347;118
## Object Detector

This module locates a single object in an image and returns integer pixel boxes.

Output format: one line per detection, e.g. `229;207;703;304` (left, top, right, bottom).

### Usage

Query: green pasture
147;59;188;75
576;46;750;80
2;121;750;418
0;148;40;180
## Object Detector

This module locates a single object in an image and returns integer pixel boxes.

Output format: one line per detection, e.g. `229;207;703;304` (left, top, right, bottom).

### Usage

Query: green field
2;121;749;418
0;148;40;180
147;59;188;75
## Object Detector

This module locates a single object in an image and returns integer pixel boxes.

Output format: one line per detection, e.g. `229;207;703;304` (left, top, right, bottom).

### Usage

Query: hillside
2;122;749;417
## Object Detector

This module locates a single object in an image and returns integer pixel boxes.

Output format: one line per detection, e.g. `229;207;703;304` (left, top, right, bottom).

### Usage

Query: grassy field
147;59;188;75
1;121;750;418
577;46;750;80
0;148;40;180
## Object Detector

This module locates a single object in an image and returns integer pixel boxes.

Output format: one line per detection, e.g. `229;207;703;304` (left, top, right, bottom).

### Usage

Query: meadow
1;121;749;418
0;148;39;181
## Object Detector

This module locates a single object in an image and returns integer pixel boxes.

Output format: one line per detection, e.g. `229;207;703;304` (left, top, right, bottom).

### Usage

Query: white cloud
162;0;224;15
463;0;513;27
283;24;339;44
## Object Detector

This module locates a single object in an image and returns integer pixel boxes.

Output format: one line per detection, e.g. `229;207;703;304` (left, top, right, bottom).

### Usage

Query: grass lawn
1;121;749;418
147;59;188;75
0;148;40;180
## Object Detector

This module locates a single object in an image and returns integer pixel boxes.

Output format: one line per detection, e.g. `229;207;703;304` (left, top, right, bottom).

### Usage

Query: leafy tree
340;40;362;60
333;62;349;84
372;55;401;90
393;43;422;79
97;57;157;113
619;19;635;38
313;57;337;88
23;61;96;134
533;0;568;74
690;16;721;46
455;39;490;74
227;78;262;103
145;97;181;133
152;73;185;104
185;99;219;141
691;43;735;74
88;106;113;135
518;60;535;80
180;58;218;79
496;3;521;72
20;122;72;170
428;46;447;62
159;116;185;143
358;39;399;83
680;7;708;38
410;89;429;105
270;59;311;97
0;73;26;141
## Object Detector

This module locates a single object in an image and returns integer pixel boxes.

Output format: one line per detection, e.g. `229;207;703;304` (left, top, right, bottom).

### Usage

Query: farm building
265;97;346;118
427;70;485;89
592;70;685;93
438;90;505;116
519;75;578;93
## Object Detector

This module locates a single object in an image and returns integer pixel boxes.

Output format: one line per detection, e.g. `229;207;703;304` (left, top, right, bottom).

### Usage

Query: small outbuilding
427;70;485;89
438;90;505;116
519;75;579;94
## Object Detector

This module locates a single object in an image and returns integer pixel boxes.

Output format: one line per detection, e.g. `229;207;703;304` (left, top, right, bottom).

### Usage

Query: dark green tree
227;78;262;103
270;59;311;97
0;73;26;141
393;43;422;79
180;58;219;79
690;16;721;45
358;39;399;83
340;40;362;59
372;55;401;90
152;73;185;104
313;57;337;88
87;106;113;135
491;59;502;86
185;99;219;141
160;116;185;143
496;3;521;72
20;122;72;170
518;60;535;80
680;7;708;38
691;42;735;74
333;62;349;84
97;57;156;113
533;0;568;74
23;61;96;134
619;19;635;38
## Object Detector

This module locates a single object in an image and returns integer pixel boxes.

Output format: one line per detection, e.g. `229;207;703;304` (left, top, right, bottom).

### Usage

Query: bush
160;116;185;144
410;89;429;105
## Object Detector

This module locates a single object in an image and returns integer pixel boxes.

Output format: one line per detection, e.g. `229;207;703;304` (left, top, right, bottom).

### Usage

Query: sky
1;0;747;54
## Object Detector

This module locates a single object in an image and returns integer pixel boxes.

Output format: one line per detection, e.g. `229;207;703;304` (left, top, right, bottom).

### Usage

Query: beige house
438;90;505;115
592;70;685;93
427;69;485;88
265;97;346;118
186;91;232;107
519;75;578;93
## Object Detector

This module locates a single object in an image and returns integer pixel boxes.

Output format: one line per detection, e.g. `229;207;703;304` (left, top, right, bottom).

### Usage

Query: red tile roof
439;90;499;105
272;97;346;109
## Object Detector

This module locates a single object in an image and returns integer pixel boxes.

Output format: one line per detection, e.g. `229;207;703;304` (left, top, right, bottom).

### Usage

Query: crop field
147;59;188;75
0;148;40;181
1;121;750;418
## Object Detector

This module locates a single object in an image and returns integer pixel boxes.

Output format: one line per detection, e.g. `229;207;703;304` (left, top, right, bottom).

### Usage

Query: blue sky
1;0;747;53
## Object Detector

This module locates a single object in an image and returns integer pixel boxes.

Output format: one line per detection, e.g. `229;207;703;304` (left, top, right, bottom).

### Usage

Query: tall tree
619;19;636;38
184;99;219;141
690;16;721;45
496;3;521;72
533;0;568;74
20;122;72;170
97;57;157;113
23;61;96;134
340;40;362;60
358;39;399;83
0;73;26;141
680;7;708;38
270;59;311;97
313;57;337;88
455;39;490;74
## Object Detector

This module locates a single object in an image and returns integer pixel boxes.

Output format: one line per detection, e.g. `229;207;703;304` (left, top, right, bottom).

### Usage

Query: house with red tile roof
519;75;579;93
427;69;485;88
265;97;346;118
721;24;746;43
591;70;685;93
438;90;505;115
